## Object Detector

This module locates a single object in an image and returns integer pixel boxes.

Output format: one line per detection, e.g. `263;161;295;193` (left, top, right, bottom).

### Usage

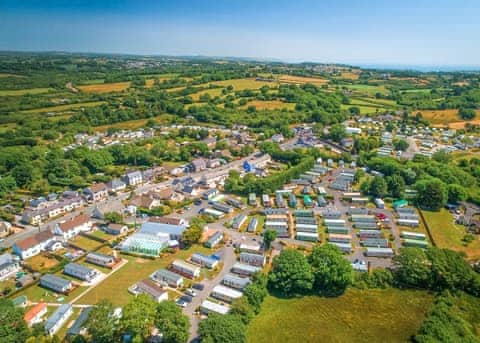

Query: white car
185;288;197;297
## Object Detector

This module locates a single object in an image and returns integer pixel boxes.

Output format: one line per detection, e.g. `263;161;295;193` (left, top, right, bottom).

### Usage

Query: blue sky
1;0;479;67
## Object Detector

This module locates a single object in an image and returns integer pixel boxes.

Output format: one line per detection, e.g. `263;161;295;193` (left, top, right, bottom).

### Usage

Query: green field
421;209;480;260
0;87;53;96
20;101;106;114
247;289;433;343
341;104;380;114
344;84;389;96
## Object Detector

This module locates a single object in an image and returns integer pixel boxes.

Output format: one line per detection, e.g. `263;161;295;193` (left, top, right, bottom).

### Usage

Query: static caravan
324;219;346;227
190;253;219;269
296;232;319;242
211;202;234;214
288;193;297;208
239;243;262;254
359;230;384;238
327;226;350;234
200;300;230;315
365;247;394;257
396;206;416;214
239;252;266;267
322;210;342;219
294;209;314;217
375;198;385;209
232;214;248;230
222;273;251;290
328;233;352;243
205;231;223;248
64;263;97;282
330;242;352;253
86;252;117;268
262;194;271;207
203;208;224;219
231;262;261;276
360;238;390;248
44;304;73;336
403;239;429;248
211;285;243;303
397;219;419;227
342;192;361;200
170;260;201;279
353;221;379;229
247;218;258;233
351;197;369;204
40;274;73;294
150;268;184;288
350;215;376;223
248;193;257;206
296;216;317;225
347;207;369;215
398;213;419;220
400;231;426;240
295;223;318;233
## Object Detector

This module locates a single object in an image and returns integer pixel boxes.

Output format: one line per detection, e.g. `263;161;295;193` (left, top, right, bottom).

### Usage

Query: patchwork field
247;289;433;343
0;87;53;96
278;74;328;86
240;100;296;110
421;209;480;260
190;88;224;101
211;78;276;91
78;81;131;93
20;101;106;114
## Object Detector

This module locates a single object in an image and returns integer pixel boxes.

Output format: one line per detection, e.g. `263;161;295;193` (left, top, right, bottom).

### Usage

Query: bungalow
64;263;98;282
45;304;73;336
84;183;108;202
40;274;73;293
150;268;184;288
122;171;143;186
24;302;48;327
53;214;91;241
103;223;128;236
129;194;159;210
171;260;201;279
130;279;168;303
86;252;118;269
13;230;56;259
0;253;20;281
107;179;126;193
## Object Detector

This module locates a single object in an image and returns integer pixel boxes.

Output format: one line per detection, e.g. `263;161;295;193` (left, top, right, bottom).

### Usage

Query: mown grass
0;88;53;96
247;289;433;343
421;209;480;260
70;235;104;251
20;101;106;114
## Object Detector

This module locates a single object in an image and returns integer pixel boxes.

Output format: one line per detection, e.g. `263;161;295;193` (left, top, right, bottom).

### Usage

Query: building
202;188;219;200
150;216;188;226
171;260;201;279
374;198;385;209
13;230;56;260
0;221;11;238
107;179;127;193
130;279;169;302
232;214;247;230
24;302;47;327
138;221;188;241
231;262;261;276
239;252;266;267
200;300;230;316
248;193;257;206
12;295;28;308
86;252;118;269
393;199;408;209
150;268;184;288
247;217;258;233
190;158;207;172
223;273;251;290
120;232;169;256
0;253;20;281
103;223;128;236
84;183;108;202
53;214;91;241
239;243;262;254
45;304;73;336
64;262;98;281
190;253;219;269
129;194;159;210
262;194;271;207
40;274;73;293
122;171;143;186
365;247;394;257
21;196;85;225
211;202;234;214
211;285;243;303
205;231;223;248
66;307;92;338
296;232;319;242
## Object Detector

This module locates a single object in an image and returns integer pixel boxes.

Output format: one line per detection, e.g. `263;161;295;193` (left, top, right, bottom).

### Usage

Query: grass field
344;84;389;96
70;235;104;251
341;104;380;114
24;254;61;271
74;245;213;306
421;209;480;259
247;289;433;343
18;282;87;303
240;100;296;110
211;78;276;91
278;74;328;86
78;81;131;93
339;71;360;80
20;101;106;114
0;88;53;96
190;88;224;101
0;73;25;78
419;109;480;126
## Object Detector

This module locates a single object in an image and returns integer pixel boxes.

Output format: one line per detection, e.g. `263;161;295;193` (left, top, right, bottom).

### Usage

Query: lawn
78;81;131;93
20;101;106;114
211;78;276;91
421;209;480;260
240;100;296;110
247;289;434;343
74;245;213;306
24;254;61;272
70;235;104;252
18;283;88;303
0;87;53;96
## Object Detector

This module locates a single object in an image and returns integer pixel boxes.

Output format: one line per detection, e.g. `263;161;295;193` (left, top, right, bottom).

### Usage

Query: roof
15;230;54;251
88;183;107;193
149;216;183;226
24;302;47;322
172;259;200;272
200;300;230;315
45;304;72;331
136;279;167;299
67;307;92;336
107;223;127;230
41;274;71;288
58;214;90;232
152;268;183;281
87;252;115;262
126;170;143;178
212;285;243;299
139;222;187;237
130;195;155;208
65;262;95;275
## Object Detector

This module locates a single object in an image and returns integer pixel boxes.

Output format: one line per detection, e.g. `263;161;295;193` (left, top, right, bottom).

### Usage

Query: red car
376;213;387;220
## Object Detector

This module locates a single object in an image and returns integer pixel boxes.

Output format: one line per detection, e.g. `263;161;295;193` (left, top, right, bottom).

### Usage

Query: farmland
278;74;328;86
0;87;53;96
421;209;480;260
419;109;480;126
211;78;276;90
344;84;389;96
20;101;106;114
240;100;296;110
78;81;131;93
247;289;433;343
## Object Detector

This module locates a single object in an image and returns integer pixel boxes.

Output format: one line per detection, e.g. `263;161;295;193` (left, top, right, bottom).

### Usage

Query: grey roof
45;304;72;332
87;252;114;263
139;222;187;238
64;262;95;276
152;268;183;282
207;231;223;244
41;274;71;288
67;307;92;336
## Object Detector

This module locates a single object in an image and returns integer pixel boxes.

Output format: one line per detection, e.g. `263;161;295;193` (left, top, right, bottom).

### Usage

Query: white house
53;214;91;241
13;230;56;260
122;171;143;186
84;183;108;202
0;253;20;280
24;302;48;327
44;304;73;336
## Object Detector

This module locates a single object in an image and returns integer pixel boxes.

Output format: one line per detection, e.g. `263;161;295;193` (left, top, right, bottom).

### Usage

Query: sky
1;0;479;68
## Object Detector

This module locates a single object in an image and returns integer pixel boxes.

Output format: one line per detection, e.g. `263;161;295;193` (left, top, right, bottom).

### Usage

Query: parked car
185;288;197;297
180;295;193;303
193;283;204;291
176;299;187;308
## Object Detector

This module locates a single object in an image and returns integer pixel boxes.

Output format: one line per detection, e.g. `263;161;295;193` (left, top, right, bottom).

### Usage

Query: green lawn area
70;235;104;251
341;104;381;114
421;209;480;260
74;245;213;307
247;289;434;343
89;230;115;241
0;87;53;96
17;283;88;304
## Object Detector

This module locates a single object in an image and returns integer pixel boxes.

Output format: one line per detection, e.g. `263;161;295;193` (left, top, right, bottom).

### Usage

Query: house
103;223;128;236
84;183;108;202
204;231;223;248
142;167;165;182
271;133;285;143
13;230;56;259
21;196;85;225
190;158;207;172
0;221;11;238
40;274;73;293
45;304;73;336
66;307;92;338
24;302;47;327
86;252;119;269
130;279;169;303
130;194;159;210
190;253;219;269
122;171;143;186
64;263;98;281
53;214;91;241
207;158;222;169
170;260;200;279
0;253;20;280
182;185;199;197
107;179;127;193
152;187;174;200
150;268;184;288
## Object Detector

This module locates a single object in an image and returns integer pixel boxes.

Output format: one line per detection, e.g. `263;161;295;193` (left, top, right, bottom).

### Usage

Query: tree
198;314;246;343
308;244;353;296
392;247;432;288
104;211;123;224
369;176;388;198
230;297;254;324
268;249;314;296
0;299;29;343
86;300;118;343
181;217;205;247
263;230;278;250
155;301;190;343
393;139;409;152
327;124;347;143
415;179;448;210
120;294;157;341
243;273;268;314
386;175;406;198
447;184;467;204
458;108;476;120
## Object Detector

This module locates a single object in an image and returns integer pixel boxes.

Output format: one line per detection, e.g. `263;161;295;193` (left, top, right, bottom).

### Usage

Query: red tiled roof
89;183;107;193
58;214;90;232
24;302;47;323
16;230;54;251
